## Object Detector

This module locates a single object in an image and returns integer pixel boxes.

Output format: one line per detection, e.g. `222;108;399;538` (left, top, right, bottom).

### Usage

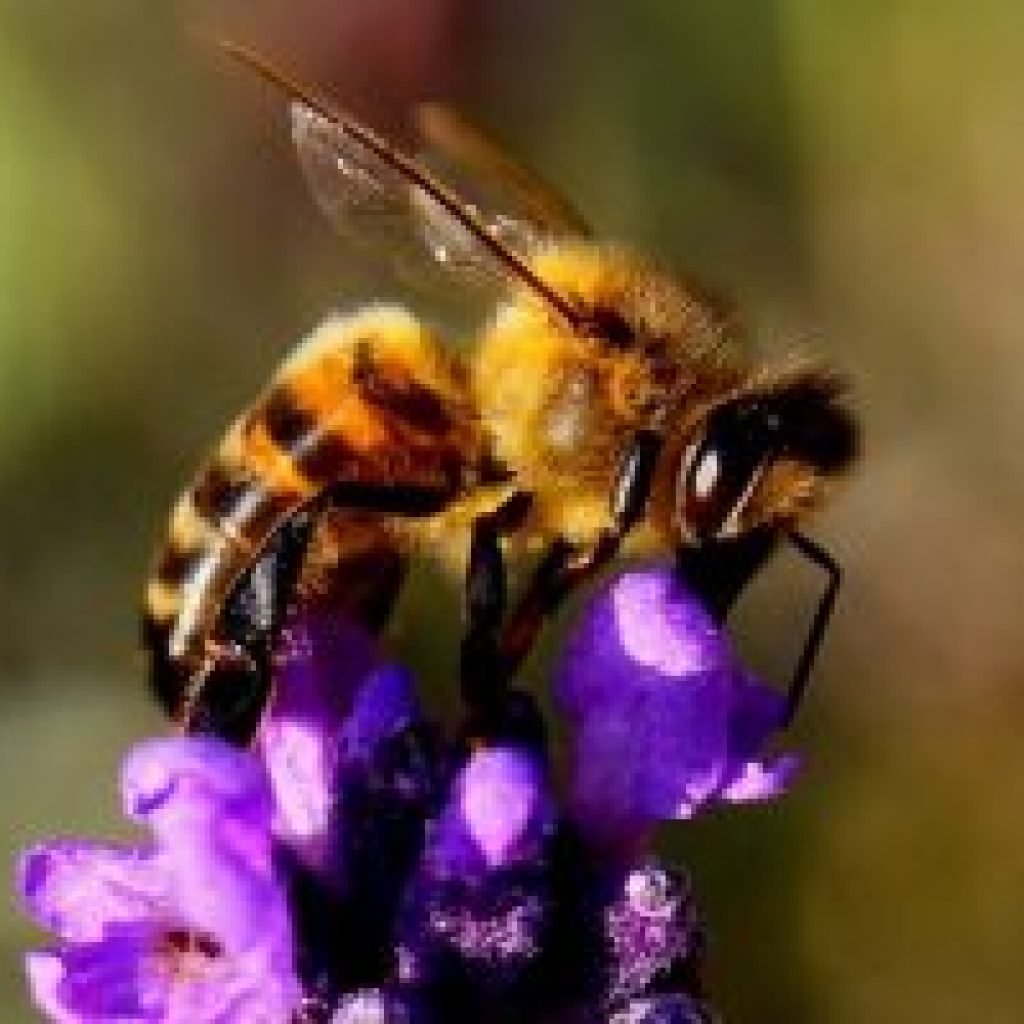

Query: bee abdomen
141;612;190;715
144;308;486;719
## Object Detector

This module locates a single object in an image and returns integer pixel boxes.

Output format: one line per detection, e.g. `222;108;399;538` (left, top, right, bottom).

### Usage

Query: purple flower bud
428;747;556;876
258;608;420;882
557;566;800;856
397;747;556;1002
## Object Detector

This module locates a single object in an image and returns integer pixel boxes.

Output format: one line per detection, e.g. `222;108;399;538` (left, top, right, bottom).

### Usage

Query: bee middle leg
494;532;620;684
460;492;533;721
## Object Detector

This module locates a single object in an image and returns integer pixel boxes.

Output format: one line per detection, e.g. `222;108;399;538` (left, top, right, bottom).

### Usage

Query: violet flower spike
17;564;797;1021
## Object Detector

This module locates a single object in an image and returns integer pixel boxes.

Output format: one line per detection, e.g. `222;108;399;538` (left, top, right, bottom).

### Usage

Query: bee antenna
209;37;327;110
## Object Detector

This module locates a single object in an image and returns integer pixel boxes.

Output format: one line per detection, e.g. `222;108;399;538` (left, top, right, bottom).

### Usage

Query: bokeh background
3;2;1024;1020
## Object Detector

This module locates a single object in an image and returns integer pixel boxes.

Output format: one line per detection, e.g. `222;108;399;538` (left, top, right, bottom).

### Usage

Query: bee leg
610;428;662;533
183;647;270;747
780;530;841;726
186;511;318;745
496;532;618;681
495;430;663;682
183;481;457;745
460;493;534;730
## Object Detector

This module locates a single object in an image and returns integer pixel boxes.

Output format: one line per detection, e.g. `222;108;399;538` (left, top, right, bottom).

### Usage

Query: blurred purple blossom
17;563;797;1021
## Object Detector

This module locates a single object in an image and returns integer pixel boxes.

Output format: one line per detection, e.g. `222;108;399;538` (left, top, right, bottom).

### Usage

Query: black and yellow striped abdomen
143;306;489;718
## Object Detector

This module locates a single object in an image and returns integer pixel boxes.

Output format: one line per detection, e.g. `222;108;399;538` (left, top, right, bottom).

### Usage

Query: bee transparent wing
414;102;590;244
218;41;579;317
291;102;412;247
291;100;520;292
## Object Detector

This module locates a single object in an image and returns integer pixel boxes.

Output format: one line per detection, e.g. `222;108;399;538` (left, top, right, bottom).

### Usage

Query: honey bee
143;43;858;744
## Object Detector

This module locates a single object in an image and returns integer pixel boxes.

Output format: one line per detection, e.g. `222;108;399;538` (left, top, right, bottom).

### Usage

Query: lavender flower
19;738;301;1022
17;564;796;1022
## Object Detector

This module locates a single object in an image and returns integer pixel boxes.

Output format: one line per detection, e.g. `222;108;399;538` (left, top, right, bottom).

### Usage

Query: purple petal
121;737;272;832
25;929;165;1022
556;566;799;852
558;567;730;719
161;953;301;1024
727;673;787;755
25;952;80;1024
338;666;419;765
120;738;289;958
430;748;555;874
18;841;166;944
719;753;801;804
161;837;289;964
21;737;303;1022
26;926;302;1024
258;706;341;873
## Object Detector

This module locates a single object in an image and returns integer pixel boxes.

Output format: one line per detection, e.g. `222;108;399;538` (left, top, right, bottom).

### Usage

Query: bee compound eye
678;439;732;541
677;403;771;543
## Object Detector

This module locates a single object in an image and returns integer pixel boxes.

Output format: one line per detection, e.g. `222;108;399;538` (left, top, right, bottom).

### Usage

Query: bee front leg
495;430;663;684
780;530;841;727
495;532;620;682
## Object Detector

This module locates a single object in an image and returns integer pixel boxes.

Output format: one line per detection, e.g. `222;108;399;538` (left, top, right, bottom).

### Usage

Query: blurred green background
4;2;1024;1020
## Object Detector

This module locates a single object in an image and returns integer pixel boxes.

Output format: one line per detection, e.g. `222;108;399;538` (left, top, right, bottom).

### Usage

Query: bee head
672;367;858;545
